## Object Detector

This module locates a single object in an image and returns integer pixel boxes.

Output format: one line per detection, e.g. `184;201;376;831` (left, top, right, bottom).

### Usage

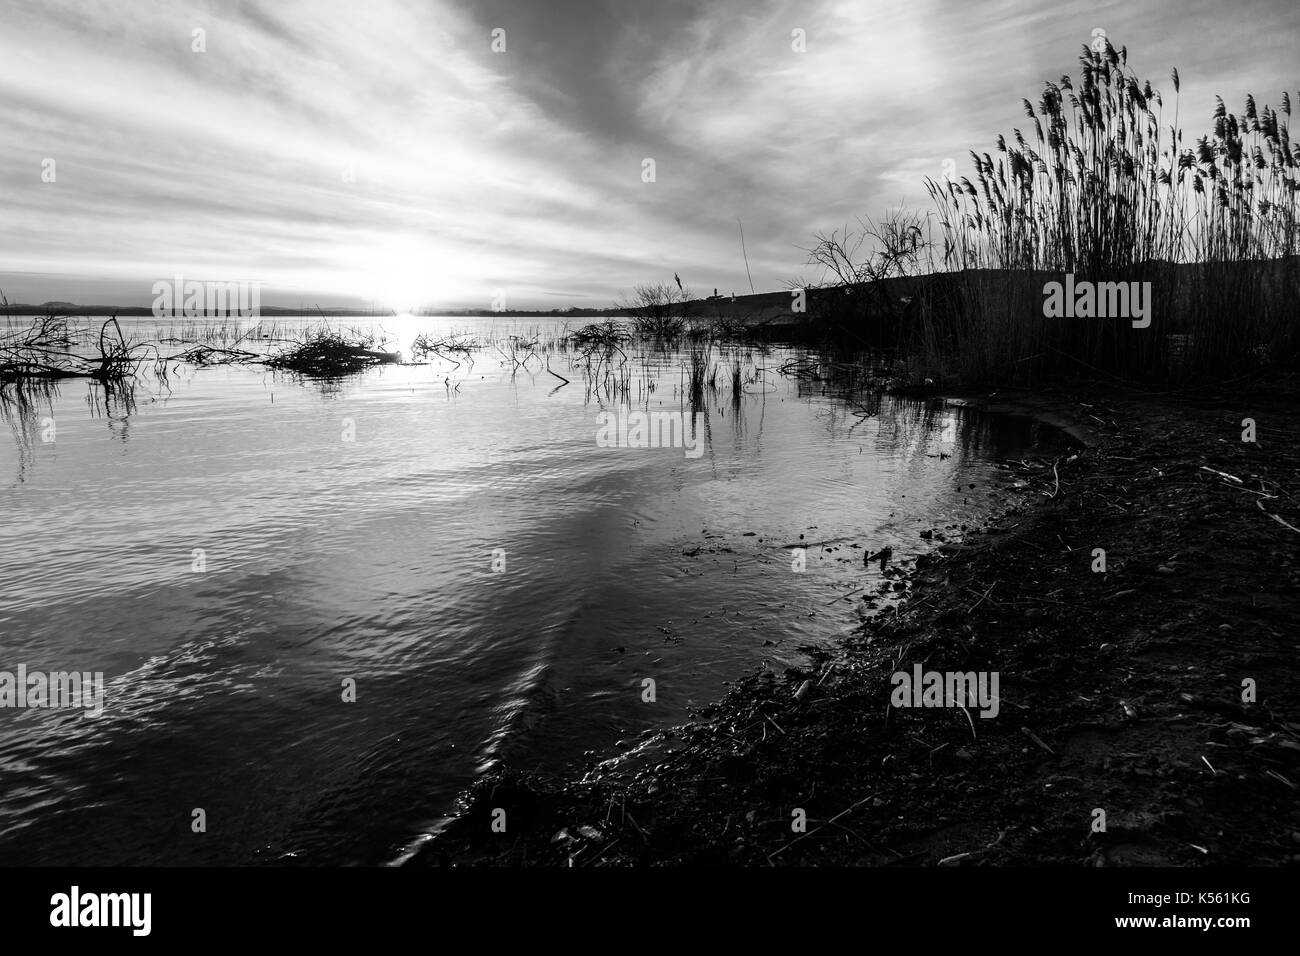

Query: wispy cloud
0;0;1295;308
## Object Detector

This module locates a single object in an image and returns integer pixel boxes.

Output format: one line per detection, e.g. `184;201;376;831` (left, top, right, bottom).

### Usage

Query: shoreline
415;376;1300;866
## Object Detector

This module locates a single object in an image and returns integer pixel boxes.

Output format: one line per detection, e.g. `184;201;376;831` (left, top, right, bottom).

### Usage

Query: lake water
0;315;1066;864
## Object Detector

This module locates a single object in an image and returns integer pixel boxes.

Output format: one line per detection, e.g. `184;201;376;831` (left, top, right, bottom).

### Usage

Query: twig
1257;499;1300;534
938;828;1007;866
1264;769;1296;789
1021;726;1055;755
1200;465;1243;484
767;792;876;863
967;581;997;614
959;705;977;741
1045;457;1060;498
826;585;868;606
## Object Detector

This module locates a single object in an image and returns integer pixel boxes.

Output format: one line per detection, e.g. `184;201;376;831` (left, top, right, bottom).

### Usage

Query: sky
0;0;1296;310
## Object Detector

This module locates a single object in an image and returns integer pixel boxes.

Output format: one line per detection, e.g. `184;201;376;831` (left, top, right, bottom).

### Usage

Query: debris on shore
416;380;1300;867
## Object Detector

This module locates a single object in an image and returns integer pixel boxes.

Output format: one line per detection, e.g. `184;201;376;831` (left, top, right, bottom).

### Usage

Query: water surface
0;315;1065;864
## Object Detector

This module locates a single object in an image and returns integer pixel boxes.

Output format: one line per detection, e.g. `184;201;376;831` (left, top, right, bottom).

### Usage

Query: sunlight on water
0;315;1068;864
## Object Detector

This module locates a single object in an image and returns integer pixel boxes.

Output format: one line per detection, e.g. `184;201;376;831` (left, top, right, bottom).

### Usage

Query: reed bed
915;40;1300;385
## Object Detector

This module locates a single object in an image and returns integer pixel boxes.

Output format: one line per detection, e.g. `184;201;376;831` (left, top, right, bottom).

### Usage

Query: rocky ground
415;376;1300;867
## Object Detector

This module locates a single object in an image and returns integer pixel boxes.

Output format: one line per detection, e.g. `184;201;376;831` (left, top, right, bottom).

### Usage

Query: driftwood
411;333;480;370
1;316;150;384
263;333;398;377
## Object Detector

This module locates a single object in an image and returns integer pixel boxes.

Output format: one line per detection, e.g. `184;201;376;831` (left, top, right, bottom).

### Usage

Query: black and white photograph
0;0;1295;939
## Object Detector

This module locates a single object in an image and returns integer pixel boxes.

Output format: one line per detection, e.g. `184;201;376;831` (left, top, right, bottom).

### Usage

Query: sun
357;238;446;312
369;272;437;313
347;236;487;313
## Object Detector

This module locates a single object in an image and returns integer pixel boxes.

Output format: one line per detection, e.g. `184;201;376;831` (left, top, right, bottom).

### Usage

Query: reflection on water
0;316;1068;864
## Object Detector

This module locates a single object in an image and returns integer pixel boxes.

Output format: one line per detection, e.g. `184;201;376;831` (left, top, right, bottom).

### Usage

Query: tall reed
919;39;1300;384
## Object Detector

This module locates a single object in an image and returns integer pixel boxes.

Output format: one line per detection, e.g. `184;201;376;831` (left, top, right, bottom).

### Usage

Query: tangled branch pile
264;330;397;377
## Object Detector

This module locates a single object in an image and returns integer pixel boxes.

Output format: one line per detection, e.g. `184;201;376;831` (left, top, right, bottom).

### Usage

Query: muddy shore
415;377;1300;867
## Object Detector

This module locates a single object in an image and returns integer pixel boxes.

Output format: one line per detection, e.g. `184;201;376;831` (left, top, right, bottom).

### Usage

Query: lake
0;315;1066;864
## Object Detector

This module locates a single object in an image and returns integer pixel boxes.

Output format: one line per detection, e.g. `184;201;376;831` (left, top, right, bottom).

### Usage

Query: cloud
0;0;1296;308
